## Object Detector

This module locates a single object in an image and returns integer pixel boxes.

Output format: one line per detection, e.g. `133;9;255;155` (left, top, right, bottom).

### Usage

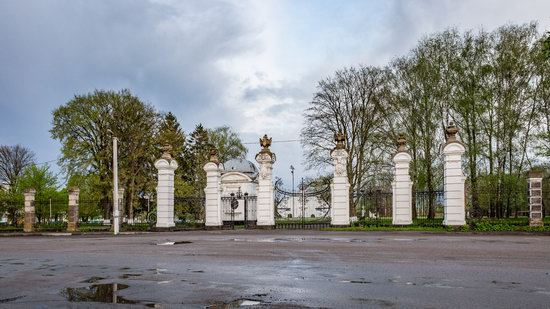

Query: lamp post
244;192;249;228
144;194;150;214
290;165;295;219
301;177;305;225
113;137;120;235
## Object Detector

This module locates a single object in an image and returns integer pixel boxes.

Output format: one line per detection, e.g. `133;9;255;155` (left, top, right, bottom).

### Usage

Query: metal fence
275;218;331;229
33;198;69;224
466;190;529;219
414;191;444;226
174;197;205;223
354;190;445;227
354;190;393;226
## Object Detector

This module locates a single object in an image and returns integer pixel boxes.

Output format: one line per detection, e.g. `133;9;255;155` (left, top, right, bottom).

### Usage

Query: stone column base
392;220;412;226
205;225;223;230
529;219;543;227
150;227;176;232
67;223;77;232
254;225;275;230
24;212;34;233
330;224;350;228
443;219;466;226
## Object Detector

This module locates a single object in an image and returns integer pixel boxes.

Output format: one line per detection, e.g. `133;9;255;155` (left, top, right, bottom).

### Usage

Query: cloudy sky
1;0;549;188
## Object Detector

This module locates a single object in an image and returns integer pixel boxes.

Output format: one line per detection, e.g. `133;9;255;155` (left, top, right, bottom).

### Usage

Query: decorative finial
161;144;172;160
334;132;346;150
445;121;459;143
209;145;219;164
397;133;407;152
259;134;272;153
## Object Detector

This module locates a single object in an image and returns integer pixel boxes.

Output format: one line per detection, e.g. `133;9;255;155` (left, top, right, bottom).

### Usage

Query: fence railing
174;197;205;223
353;190;445;226
354;190;393;226
414;191;444;226
466;190;529;219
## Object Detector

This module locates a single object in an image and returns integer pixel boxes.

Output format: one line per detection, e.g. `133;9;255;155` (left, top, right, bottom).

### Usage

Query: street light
290;165;295;219
144;194;150;214
113;136;120;235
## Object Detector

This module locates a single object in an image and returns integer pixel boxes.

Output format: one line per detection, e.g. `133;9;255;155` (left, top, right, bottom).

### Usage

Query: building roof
222;158;258;178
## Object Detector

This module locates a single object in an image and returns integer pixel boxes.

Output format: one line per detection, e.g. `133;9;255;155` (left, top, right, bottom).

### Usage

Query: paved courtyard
0;230;549;308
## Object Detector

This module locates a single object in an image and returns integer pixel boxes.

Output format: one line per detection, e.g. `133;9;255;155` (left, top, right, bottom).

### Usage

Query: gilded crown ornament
209;145;219;164
334;131;346;150
161;144;173;160
259;134;272;153
445;121;459;143
397;133;407;152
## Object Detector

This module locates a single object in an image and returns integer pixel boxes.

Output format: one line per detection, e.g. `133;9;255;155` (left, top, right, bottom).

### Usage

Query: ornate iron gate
221;189;257;229
274;179;331;229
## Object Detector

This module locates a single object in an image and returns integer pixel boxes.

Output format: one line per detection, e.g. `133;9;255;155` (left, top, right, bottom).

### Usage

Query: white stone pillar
67;187;80;232
442;122;467;226
154;145;178;228
331;132;350;226
528;170;544;227
255;134;276;228
204;148;223;228
392;134;413;225
23;188;36;233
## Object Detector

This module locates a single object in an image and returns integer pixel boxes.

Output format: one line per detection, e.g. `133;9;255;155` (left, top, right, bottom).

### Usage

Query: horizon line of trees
302;22;550;219
0;90;248;224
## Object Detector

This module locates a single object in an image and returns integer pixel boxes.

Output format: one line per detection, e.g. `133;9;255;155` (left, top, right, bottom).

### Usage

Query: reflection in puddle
157;240;193;246
63;283;135;304
207;299;262;308
63;282;161;306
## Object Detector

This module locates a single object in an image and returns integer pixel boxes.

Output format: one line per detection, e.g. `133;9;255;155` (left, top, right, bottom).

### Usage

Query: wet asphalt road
0;230;549;308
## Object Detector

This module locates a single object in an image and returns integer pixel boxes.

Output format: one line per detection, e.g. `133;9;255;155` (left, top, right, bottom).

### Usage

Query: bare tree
0;145;35;192
301;66;391;216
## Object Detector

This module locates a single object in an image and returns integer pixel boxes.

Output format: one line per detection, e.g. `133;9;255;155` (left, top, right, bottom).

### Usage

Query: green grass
324;218;550;232
1;216;549;233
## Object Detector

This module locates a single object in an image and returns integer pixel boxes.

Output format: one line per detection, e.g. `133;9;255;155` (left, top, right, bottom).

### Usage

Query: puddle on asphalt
120;273;142;279
0;296;25;303
340;280;373;284
62;283;159;306
157;240;193;246
206;299;262;308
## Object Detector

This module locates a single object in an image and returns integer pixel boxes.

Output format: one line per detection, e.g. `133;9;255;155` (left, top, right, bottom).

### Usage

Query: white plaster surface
443;143;466;226
331;149;350;226
392;152;413;225
204;161;223;227
155;158;178;228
